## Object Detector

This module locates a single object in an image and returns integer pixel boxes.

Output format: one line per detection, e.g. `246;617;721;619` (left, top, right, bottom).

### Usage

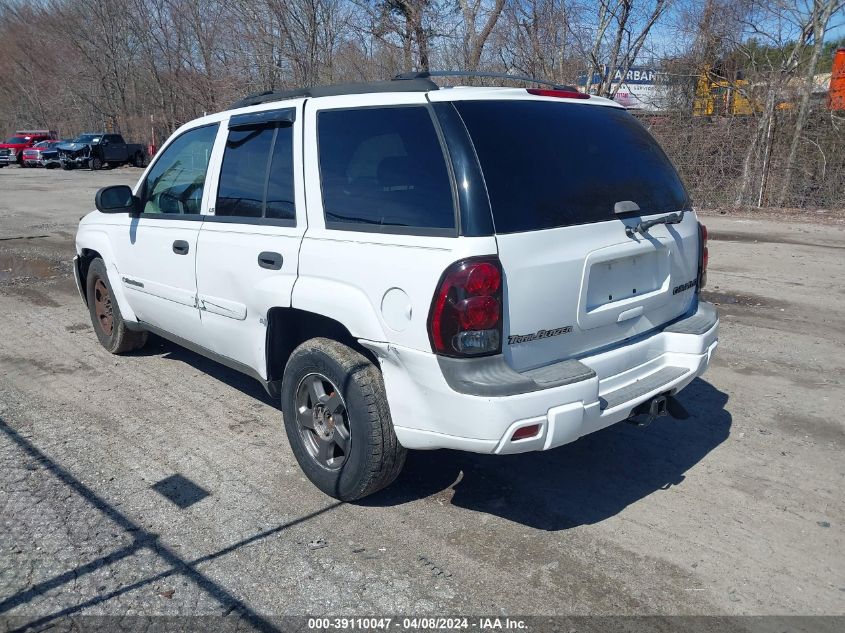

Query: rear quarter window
454;100;690;233
317;106;456;234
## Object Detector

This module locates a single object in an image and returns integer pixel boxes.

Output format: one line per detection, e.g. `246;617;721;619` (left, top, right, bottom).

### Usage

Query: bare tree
576;0;670;97
732;0;827;206
0;0;843;212
45;0;139;133
601;0;670;97
361;0;451;71
457;0;505;71
776;0;842;205
498;0;578;83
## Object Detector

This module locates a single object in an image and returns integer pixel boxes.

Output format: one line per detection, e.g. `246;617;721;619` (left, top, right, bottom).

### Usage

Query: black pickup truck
48;133;146;170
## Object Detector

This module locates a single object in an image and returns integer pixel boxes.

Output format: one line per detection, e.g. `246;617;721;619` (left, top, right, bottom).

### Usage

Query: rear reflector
527;88;590;100
511;424;541;441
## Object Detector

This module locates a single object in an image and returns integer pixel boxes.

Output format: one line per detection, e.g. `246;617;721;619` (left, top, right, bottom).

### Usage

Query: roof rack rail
228;78;438;110
393;70;579;92
228;71;580;111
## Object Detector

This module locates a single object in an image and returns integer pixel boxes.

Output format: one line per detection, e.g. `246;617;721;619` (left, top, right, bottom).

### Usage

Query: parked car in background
0;130;58;167
21;139;64;167
57;133;146;170
38;140;70;169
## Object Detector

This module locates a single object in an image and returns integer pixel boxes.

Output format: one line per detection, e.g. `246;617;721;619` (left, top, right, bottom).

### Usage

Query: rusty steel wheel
85;257;147;354
93;277;114;336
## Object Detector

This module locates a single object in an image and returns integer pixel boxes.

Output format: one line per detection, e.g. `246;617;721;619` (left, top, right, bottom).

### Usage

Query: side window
216;122;296;222
141;124;218;216
317;107;455;232
266;125;295;220
217;127;275;218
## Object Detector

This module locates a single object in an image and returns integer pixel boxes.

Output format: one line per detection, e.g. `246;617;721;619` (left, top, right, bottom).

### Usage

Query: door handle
172;240;190;255
258;251;283;270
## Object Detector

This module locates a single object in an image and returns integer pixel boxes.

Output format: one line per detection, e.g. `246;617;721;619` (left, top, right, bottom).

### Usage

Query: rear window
454;100;690;233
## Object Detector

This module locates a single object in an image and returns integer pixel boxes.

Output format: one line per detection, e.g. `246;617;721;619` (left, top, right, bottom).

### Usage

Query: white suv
74;74;718;500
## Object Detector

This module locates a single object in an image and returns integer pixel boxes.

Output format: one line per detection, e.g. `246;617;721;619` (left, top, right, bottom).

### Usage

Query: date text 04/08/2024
307;617;528;630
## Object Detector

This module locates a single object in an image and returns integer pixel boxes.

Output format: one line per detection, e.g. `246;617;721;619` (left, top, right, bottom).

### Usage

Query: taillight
428;258;503;357
526;88;590;100
698;223;708;290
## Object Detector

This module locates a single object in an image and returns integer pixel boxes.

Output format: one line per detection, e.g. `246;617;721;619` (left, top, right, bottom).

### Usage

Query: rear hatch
454;98;700;372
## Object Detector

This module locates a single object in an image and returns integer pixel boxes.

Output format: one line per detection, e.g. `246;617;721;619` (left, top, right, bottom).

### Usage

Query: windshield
73;134;101;143
4;136;30;144
453;100;690;233
33;141;53;148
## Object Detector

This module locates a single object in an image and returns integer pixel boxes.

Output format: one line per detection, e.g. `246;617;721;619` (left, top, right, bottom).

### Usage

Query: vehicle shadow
128;336;730;531
364;378;731;531
130;334;277;406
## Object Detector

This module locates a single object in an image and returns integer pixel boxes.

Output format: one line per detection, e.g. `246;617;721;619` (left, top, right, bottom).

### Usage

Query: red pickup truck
0;129;58;167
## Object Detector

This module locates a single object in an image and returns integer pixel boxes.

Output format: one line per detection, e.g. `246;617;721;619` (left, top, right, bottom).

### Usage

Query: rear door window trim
212;110;297;227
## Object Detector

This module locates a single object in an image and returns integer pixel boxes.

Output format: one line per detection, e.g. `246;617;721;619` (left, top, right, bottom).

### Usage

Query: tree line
0;0;842;210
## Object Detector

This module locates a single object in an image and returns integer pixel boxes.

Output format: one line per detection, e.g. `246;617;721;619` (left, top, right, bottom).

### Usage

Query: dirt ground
0;165;843;628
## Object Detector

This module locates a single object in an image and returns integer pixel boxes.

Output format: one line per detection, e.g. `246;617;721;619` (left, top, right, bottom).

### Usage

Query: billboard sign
577;65;668;110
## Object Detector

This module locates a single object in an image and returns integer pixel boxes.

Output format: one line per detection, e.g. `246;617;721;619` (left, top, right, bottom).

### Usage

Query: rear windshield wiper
622;208;685;238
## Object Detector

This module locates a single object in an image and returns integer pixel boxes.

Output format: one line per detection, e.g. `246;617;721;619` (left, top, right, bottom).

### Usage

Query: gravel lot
0;166;843;629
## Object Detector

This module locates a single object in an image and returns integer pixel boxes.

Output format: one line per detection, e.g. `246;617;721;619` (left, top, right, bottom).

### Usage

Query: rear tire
85;258;147;354
131;152;144;167
281;337;406;501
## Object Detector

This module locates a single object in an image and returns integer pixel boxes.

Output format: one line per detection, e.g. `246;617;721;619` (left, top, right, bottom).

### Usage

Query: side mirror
95;185;138;214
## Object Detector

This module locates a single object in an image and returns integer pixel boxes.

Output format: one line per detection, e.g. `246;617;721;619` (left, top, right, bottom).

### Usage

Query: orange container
829;48;845;111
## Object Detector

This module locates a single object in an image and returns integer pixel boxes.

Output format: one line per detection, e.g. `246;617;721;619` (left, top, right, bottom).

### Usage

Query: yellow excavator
693;70;757;116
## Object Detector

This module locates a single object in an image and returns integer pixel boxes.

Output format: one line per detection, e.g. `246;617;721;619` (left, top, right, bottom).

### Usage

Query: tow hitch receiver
626;393;688;427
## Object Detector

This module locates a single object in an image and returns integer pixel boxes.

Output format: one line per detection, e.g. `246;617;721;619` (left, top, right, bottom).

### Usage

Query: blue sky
827;18;845;45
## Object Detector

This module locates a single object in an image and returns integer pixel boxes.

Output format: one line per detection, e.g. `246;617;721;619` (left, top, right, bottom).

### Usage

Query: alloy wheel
294;373;351;470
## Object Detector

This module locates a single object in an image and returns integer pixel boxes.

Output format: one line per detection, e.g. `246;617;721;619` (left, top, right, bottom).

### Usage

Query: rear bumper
370;301;718;454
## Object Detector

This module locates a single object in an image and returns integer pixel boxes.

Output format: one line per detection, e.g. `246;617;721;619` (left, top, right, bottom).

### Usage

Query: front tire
85;258;147;354
281;338;406;501
89;157;102;170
